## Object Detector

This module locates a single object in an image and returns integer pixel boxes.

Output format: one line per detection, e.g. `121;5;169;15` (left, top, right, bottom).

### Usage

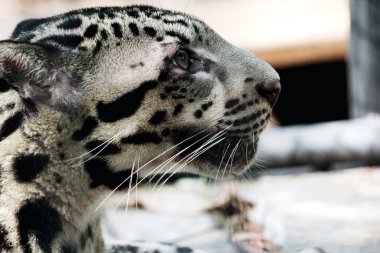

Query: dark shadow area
274;60;349;126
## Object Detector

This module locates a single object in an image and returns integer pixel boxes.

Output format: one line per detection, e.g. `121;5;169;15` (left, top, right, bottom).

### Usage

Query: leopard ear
0;41;79;109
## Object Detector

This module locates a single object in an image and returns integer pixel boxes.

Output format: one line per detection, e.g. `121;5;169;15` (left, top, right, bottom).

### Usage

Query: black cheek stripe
97;80;158;122
85;140;121;156
71;117;99;141
121;132;162;145
84;158;134;189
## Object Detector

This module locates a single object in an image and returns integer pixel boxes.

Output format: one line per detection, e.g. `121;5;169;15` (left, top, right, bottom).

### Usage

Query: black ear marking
0;78;11;93
11;18;45;39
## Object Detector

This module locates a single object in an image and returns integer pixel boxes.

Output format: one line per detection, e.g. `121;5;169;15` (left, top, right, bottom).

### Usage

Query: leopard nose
255;80;281;107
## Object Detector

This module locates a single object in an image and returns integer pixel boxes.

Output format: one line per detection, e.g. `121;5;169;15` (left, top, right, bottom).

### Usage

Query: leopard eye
174;49;190;70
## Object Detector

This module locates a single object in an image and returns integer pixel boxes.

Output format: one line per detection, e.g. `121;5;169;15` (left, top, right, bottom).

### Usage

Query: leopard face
1;6;280;187
0;6;281;253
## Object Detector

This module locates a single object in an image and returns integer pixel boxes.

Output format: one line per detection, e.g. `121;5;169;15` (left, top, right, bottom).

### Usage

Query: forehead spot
37;35;84;49
111;22;123;38
173;104;184;116
83;24;98;38
57;18;82;30
127;10;140;18
101;29;108;40
144;26;157;37
92;40;102;56
129;23;139;36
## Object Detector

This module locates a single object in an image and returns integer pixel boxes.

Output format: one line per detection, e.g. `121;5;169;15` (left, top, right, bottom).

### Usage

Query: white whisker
228;139;241;178
245;143;249;165
151;129;226;192
62;128;127;163
109;130;224;211
96;120;227;212
135;156;140;208
122;158;135;226
214;142;231;186
220;139;240;182
154;136;226;196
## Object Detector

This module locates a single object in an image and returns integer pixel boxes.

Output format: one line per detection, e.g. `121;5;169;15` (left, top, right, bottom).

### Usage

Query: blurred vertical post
349;0;380;117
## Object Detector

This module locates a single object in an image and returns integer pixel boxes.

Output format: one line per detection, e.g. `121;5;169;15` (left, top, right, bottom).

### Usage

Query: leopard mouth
170;126;258;177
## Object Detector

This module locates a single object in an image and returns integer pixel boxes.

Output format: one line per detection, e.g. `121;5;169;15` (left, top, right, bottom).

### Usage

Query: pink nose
256;81;281;107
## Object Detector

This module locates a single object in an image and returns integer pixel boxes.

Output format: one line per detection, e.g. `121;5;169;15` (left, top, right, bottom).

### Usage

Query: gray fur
0;5;279;253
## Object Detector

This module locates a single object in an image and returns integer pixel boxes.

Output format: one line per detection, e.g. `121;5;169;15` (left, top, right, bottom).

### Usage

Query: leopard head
0;6;280;188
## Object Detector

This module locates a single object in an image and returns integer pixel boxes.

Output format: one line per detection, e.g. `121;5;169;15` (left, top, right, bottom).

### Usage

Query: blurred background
1;1;379;253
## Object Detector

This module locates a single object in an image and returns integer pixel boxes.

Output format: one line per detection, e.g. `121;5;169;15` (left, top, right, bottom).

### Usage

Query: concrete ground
101;167;380;253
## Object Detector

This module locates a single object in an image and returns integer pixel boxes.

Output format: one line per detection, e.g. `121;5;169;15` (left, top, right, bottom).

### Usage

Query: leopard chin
170;126;259;178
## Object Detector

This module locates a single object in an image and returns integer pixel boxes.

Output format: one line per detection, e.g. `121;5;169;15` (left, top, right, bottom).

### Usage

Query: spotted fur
0;5;280;253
